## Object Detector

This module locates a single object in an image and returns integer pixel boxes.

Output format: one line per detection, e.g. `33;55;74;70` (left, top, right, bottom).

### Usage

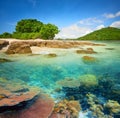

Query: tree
15;19;43;33
0;32;12;38
40;23;59;39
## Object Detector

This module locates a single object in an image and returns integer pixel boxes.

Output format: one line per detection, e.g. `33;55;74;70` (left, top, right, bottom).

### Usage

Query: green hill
78;27;120;40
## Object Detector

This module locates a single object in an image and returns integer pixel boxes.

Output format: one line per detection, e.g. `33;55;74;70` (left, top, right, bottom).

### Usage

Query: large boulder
6;42;32;54
0;40;9;50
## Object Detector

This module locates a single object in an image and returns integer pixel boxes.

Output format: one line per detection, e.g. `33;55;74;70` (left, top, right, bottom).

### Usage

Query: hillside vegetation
78;27;120;40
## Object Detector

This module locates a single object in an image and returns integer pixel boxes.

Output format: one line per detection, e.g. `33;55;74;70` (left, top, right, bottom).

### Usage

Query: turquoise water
0;41;120;92
0;41;120;114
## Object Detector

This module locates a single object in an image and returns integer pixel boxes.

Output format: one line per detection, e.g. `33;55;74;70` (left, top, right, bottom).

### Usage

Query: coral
104;100;120;115
0;78;55;118
86;93;107;118
79;74;98;88
56;78;80;88
50;99;81;118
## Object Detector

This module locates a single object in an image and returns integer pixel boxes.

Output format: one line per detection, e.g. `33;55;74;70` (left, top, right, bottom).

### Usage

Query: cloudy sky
0;0;120;38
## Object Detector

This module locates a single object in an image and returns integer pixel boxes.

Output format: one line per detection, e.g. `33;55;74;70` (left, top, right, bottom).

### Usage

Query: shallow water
0;41;120;117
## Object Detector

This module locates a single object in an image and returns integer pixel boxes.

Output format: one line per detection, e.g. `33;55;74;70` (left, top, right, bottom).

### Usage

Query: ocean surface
0;40;120;117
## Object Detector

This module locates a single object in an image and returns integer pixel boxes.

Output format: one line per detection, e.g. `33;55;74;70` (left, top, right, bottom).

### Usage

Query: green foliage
40;23;59;39
0;32;12;38
15;19;43;33
12;32;40;39
78;27;120;40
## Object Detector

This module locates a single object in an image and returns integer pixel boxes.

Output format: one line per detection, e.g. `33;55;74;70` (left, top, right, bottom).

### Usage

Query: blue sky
0;0;120;38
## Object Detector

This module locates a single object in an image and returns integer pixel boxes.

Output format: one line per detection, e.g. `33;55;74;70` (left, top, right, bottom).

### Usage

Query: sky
0;0;120;39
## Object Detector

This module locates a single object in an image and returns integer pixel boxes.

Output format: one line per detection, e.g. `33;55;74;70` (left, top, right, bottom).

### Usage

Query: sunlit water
0;41;120;117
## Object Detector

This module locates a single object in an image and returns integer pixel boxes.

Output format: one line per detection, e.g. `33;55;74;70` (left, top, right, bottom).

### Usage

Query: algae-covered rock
79;74;98;88
0;58;12;63
82;56;98;64
46;53;57;58
76;48;96;54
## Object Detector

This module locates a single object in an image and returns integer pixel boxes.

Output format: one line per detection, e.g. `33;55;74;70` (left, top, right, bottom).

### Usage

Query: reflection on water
0;41;120;117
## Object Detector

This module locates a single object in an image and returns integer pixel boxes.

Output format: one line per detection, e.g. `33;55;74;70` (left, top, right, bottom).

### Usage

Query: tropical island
0;17;120;118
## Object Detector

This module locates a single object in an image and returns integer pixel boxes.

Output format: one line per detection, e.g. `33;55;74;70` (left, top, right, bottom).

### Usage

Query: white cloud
104;11;120;19
110;21;120;28
55;24;92;39
55;18;104;39
79;18;103;25
95;25;105;30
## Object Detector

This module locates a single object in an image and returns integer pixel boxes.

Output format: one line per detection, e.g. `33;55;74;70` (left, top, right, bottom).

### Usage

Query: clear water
0;41;120;98
0;41;120;117
0;41;120;96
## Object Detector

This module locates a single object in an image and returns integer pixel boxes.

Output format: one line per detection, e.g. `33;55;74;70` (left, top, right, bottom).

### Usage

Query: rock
76;48;96;54
79;74;98;88
6;42;32;54
46;53;57;58
5;40;105;54
0;58;12;63
0;40;9;50
105;48;115;50
104;100;120;115
82;56;98;64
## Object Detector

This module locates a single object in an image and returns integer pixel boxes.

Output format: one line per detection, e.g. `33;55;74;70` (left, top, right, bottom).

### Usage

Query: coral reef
79;74;98;88
104;100;120;115
56;78;80;88
0;78;55;118
50;99;81;118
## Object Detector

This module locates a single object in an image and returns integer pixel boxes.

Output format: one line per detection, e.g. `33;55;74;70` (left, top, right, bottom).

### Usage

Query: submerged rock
0;58;12;63
46;53;57;58
82;56;98;64
76;48;96;54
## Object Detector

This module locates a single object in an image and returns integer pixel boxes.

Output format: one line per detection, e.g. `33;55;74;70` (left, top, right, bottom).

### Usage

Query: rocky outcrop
5;40;105;54
6;42;32;54
0;40;9;50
